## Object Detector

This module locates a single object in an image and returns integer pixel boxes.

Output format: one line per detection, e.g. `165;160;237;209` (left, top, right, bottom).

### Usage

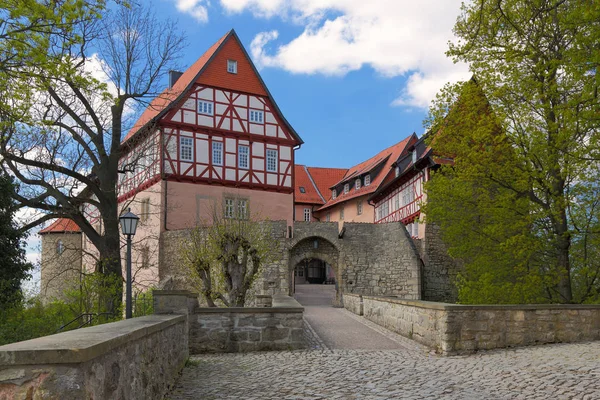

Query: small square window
250;110;264;124
299;187;306;193
227;60;237;74
198;100;214;116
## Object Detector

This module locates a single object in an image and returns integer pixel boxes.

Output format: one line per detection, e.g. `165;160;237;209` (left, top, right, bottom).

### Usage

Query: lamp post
119;208;139;319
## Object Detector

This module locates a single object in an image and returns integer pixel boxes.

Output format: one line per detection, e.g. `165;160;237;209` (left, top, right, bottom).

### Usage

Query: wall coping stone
153;290;198;297
0;314;185;366
347;293;600;311
194;294;303;314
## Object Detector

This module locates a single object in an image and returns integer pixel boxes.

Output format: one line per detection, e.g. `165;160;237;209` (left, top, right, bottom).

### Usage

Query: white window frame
394;194;400;210
224;198;235;219
212;141;223;166
412;150;417;164
179;136;194;162
266;149;278;172
357;201;363;215
332;189;337;199
326;213;331;222
249;110;264;124
395;166;400;178
56;240;64;255
355;179;361;190
344;183;349;194
227;59;237;74
304;208;311;222
340;207;345;220
364;175;371;186
237;199;248;220
198;100;214;116
238;145;249;169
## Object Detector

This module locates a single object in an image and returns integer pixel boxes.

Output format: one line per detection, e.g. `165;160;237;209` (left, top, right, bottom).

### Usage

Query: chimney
169;70;183;88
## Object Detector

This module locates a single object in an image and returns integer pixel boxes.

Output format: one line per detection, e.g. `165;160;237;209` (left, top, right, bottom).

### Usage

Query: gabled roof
124;29;303;145
39;218;81;234
295;165;348;205
318;136;415;211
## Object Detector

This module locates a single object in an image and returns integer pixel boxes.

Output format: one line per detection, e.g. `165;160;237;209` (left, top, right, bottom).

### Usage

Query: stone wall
420;223;462;302
0;315;187;400
345;294;600;355
39;232;82;304
188;295;305;353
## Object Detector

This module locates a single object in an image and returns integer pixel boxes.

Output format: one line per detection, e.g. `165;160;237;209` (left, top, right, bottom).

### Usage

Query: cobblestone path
294;284;408;350
170;341;600;399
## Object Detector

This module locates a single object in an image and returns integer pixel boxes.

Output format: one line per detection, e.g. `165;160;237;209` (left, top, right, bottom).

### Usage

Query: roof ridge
304;165;326;203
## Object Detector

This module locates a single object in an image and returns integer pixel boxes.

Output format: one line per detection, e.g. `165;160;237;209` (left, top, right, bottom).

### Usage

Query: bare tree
0;2;186;313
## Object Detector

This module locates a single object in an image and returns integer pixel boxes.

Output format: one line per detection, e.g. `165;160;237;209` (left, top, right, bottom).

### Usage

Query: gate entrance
294;259;335;284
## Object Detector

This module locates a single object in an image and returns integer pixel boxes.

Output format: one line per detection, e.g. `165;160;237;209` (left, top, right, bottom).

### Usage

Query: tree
0;172;33;308
182;202;275;307
0;2;185;312
425;0;600;303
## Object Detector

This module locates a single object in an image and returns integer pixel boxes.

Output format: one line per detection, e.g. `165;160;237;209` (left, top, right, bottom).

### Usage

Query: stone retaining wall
188;295;305;353
0;315;187;400
345;294;600;354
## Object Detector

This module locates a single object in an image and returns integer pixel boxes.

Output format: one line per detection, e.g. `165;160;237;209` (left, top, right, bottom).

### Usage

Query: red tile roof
295;165;348;205
123;30;303;145
39;218;81;234
124;31;230;141
318;136;415;211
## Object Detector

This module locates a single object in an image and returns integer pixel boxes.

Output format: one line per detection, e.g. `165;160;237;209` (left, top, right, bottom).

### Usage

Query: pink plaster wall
314;194;375;227
294;204;319;222
165;181;294;229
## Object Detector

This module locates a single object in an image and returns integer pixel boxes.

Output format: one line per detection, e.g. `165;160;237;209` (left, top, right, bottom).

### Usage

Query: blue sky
144;0;470;168
22;0;471;285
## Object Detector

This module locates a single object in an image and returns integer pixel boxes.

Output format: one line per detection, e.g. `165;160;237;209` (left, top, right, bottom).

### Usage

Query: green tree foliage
425;1;600;304
0;1;185;313
182;202;275;307
0;172;33;307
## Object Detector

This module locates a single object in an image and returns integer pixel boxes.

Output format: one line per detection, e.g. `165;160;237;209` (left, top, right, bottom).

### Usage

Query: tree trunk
555;210;573;303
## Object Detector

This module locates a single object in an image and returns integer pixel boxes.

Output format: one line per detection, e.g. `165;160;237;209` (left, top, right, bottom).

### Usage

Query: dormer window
332;189;337;199
299;187;306;193
344;183;349;194
355;179;361;190
364;175;371;186
412;150;417;164
395;166;400;178
227;60;237;74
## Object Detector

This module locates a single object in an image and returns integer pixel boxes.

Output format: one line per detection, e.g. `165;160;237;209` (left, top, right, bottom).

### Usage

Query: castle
39;30;459;304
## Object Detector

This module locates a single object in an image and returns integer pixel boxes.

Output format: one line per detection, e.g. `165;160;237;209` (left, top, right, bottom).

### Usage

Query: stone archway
288;236;341;306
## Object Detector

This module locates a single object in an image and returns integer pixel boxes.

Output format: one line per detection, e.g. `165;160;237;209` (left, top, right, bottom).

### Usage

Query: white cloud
170;0;209;22
223;0;471;109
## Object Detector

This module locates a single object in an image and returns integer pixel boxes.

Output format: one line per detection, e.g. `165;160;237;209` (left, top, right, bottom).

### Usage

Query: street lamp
119;208;139;319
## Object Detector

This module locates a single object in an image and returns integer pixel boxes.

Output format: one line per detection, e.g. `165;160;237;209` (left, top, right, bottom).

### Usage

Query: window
227;59;237;74
238;145;249;169
412;150;417;164
56;240;64;255
394;194;400;210
332;189;337;199
304;208;311;222
212;141;223;165
382;201;389;218
299;187;306;193
357;201;363;215
344;183;349;194
355;179;361;190
364;175;371;186
340;207;345;220
180;136;193;162
413;221;419;237
326;213;331;222
198;100;214;115
224;198;235;218
141;198;150;222
141;246;150;269
266;149;277;172
249;110;264;124
402;186;414;206
237;199;248;219
395;166;400;178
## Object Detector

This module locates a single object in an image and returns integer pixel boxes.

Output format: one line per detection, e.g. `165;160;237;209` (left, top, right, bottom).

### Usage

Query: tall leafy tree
0;173;33;307
0;1;185;312
425;0;600;303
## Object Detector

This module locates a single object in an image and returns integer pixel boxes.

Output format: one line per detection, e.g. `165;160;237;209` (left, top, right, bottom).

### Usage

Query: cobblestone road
169;286;600;399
